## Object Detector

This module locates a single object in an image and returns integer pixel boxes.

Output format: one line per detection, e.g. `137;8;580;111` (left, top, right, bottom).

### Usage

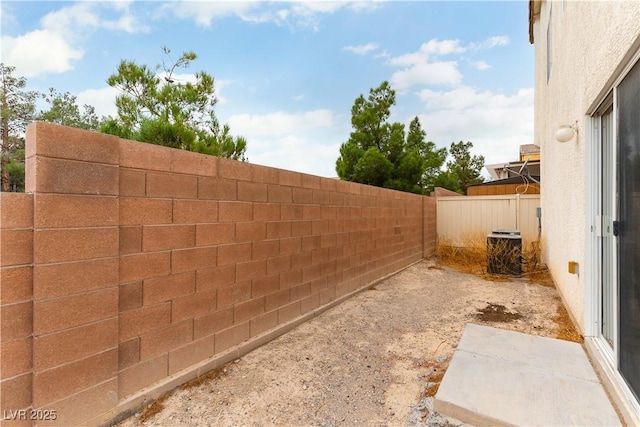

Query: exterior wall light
555;122;578;143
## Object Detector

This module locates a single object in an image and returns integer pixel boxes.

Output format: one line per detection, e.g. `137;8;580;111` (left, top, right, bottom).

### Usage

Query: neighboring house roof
519;144;540;156
469;175;541;187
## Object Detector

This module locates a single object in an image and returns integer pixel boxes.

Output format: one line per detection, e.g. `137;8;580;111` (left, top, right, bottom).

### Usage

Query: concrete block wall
0;122;436;425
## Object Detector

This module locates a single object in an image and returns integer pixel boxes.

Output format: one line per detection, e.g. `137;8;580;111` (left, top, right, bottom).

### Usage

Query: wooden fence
436;194;541;246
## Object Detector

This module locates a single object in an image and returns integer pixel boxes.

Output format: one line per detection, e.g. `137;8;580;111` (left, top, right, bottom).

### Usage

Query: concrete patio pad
435;323;621;426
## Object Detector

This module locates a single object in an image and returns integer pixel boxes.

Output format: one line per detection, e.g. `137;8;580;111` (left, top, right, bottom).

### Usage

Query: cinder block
277;301;301;324
279;269;302;290
330;191;345;206
38;378;118;427
251;275;280;298
321;205;337;220
0;301;32;343
218;158;252;181
237;181;268;202
234;298;265;323
218;201;252;222
216;282;251;309
171;290;217;323
168;335;215;374
26;121;119;164
34;194;117;228
250;311;278;337
198;176;237;200
292;187;313;204
32;348;117;407
196;265;235;292
312;248;329;265
236;259;266;283
266;221;291;239
119;282;142;312
267;185;292;203
279;237;302;255
33;288;117;336
0;266;32;305
120;252;171;283
142;224;196;252
173;200;218;224
119;168;146;196
1;337;32;379
1;229;33;266
265;289;290;312
281;205;303;221
291;252;312;270
118;354;168;398
31;156;118;195
301;174;321;189
312;190;330;205
0;373;31;413
143;272;196;305
146;171;197;199
310;277;327;294
34;258;118;300
251;164;279;184
319;177;337;191
196;223;235;246
311;219;329;235
34;228;117;264
171;246;217;273
319;285;337;305
253;203;281;221
119;139;172;171
236;222;266;243
33;318;117;371
302;264;322;283
193;307;234;339
303;205;322;220
139;320;193;361
172;149;218;177
217;243;251;266
301;235;321;253
279;170;302;187
120;197;173;225
119;303;171;342
119;226;141;255
300;294;320;314
118;337;140;370
266;255;291;275
290;283;311;301
0;193;33;229
214;322;250;354
252;240;279;260
321;233;337;248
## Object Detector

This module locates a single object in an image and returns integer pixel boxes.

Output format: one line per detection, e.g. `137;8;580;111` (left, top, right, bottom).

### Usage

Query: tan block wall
0;122;437;426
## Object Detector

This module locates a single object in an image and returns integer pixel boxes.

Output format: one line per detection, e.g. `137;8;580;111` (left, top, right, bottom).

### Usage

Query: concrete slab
435;323;621;426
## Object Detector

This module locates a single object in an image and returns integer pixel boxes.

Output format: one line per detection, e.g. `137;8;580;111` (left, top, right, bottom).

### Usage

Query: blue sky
1;1;534;178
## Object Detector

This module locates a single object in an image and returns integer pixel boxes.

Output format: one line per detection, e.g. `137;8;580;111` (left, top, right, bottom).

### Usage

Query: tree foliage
101;47;247;160
0;63;37;192
336;82;446;194
436;141;485;194
37;88;100;130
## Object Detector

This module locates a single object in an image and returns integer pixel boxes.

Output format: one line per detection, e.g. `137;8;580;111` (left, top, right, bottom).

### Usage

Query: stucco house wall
532;0;640;331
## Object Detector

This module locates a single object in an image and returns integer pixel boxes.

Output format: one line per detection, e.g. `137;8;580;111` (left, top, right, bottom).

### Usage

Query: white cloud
415;86;534;167
471;60;491;70
228;109;335;137
388;39;465;66
227;109;344;177
1;30;83;77
76;87;119;118
343;43;379;55
2;2;147;78
484;35;510;48
165;0;379;30
390;61;462;89
292;94;304;101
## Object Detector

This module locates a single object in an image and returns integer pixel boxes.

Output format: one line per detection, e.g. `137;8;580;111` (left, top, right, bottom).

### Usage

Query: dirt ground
117;259;571;427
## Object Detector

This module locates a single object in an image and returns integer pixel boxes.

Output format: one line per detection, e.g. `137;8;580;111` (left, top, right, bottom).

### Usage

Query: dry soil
117;259;568;427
